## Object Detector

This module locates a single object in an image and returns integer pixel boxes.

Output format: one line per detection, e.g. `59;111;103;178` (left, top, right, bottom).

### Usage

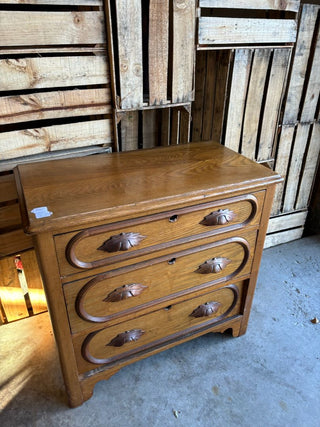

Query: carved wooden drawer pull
200;209;236;226
190;301;221;318
196;257;231;274
107;329;145;347
103;283;147;302
97;232;146;253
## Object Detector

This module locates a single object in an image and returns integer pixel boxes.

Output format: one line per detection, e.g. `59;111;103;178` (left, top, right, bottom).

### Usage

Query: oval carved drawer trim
65;194;259;270
81;284;240;366
75;236;250;324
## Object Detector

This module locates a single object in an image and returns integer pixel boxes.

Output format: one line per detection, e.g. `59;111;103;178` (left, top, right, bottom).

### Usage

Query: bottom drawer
74;281;247;374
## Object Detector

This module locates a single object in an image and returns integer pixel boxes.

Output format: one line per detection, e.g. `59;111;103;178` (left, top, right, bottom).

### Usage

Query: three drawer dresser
15;141;282;407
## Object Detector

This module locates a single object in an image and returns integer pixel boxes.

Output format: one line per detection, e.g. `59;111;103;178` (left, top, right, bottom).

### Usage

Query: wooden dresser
15;141;282;407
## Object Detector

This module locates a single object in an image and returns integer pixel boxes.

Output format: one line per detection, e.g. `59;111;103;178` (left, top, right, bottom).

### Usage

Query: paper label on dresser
31;206;53;219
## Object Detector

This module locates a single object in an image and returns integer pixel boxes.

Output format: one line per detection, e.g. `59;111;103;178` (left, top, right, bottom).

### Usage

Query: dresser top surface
15;141;282;233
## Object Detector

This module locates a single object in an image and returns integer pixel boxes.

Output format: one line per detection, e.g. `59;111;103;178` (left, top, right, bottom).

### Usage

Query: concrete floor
0;235;319;427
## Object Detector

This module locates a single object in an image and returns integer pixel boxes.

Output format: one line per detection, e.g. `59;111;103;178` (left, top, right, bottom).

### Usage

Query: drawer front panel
64;231;256;333
56;191;264;275
74;281;246;374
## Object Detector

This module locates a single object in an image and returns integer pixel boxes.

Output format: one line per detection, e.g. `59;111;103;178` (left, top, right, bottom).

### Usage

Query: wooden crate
0;0;113;171
105;0;196;111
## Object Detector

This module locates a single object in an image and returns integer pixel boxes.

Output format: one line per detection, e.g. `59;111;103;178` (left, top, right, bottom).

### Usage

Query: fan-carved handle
190;301;221;318
103;283;147;302
200;209;236;226
107;329;145;347
97;232;146;253
196;257;231;274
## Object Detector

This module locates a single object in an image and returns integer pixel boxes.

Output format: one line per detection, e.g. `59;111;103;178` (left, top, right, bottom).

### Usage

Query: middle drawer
64;230;256;334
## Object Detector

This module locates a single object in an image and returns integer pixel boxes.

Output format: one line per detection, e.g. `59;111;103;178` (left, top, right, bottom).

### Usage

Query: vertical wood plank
283;124;311;212
20;250;47;315
296;123;320;210
225;49;253;153
0;257;29;322
282;4;318;125
171;0;196;103
191;51;206;141
242;49;271;160
142;110;159;148
120;112;139;151
202;51;217;141
179;106;191;144
272;125;295;215
212;51;231;143
149;0;169;105
258;48;291;161
161;109;171;146
170;109;180;144
116;0;143;109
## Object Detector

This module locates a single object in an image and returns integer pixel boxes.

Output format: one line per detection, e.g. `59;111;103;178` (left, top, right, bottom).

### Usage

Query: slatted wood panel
272;3;320;216
0;1;113;170
106;0;196;110
192;47;291;163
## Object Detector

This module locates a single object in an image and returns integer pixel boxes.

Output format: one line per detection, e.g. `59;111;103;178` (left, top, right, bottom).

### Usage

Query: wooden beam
0;88;111;125
0;119;112;160
149;0;169;105
0;56;109;92
171;0;196;103
0;11;106;47
225;49;253;153
199;17;297;45
199;0;300;12
115;0;143;109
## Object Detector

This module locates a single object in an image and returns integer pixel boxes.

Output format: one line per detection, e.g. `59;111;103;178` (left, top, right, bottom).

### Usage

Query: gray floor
0;235;319;427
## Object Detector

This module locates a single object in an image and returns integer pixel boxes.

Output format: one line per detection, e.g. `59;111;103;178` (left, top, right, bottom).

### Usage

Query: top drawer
55;191;264;276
